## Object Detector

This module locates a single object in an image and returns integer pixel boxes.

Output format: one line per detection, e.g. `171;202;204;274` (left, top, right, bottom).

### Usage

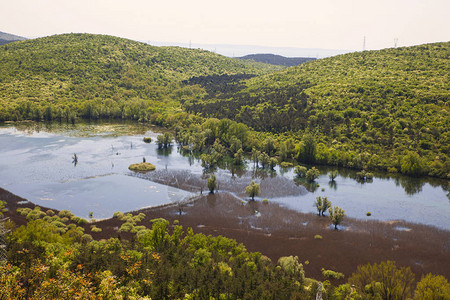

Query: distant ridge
0;31;27;45
238;54;316;67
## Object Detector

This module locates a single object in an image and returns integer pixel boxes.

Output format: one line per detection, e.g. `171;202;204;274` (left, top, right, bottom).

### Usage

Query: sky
2;0;449;54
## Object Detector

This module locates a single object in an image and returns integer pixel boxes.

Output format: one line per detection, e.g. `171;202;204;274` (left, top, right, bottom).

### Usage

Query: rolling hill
0;33;280;122
238;53;316;67
184;43;450;177
0;31;27;45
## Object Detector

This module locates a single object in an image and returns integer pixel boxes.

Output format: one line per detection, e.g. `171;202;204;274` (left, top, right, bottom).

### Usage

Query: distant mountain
238;54;316;67
0;31;27;45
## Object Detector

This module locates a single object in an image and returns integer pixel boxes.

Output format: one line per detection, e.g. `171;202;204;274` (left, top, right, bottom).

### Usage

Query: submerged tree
328;206;345;230
314;196;332;216
305;167;320;182
245;180;260;201
328;170;338;181
294;165;307;177
207;174;217;194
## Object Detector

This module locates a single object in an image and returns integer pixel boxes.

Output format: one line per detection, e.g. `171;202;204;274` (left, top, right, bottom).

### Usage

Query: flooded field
0;121;448;229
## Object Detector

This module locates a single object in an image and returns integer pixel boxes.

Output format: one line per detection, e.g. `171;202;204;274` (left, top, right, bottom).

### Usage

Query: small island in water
128;162;156;172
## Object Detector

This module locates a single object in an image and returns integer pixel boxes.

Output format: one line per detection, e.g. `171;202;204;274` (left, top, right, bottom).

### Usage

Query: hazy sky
2;0;449;51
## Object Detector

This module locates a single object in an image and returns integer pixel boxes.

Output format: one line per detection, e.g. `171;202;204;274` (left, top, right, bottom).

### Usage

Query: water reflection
328;180;337;191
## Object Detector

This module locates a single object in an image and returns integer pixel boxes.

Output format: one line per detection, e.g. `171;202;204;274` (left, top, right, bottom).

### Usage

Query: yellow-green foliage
185;42;450;178
0;33;278;123
128;162;156;172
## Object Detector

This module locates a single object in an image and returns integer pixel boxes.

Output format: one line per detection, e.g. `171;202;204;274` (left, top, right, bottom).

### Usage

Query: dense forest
238;53;316;67
0;33;280;123
184;43;450;178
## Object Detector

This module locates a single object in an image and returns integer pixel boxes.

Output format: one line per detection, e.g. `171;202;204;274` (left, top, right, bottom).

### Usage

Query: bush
91;225;102;233
128;162;156;172
366;212;372;216
280;162;293;169
306;167;320;182
143;137;152;143
321;268;344;280
262;199;269;204
294;165;307;177
58;210;74;218
314;235;323;240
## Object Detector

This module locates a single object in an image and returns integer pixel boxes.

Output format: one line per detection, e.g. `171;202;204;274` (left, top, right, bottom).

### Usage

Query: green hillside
185;42;450;177
0;33;280;122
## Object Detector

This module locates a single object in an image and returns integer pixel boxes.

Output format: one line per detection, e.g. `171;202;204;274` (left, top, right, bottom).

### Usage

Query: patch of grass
128;162;156;172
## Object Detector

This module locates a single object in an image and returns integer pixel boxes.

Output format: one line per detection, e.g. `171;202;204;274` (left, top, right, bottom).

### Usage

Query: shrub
314;235;323;240
306;167;320;182
262;199;269;204
143;137;152;143
280;162;293;169
119;222;134;232
366;212;372;216
91;225;102;233
58;209;74;218
294;165;307;177
128;162;156;172
322;268;345;279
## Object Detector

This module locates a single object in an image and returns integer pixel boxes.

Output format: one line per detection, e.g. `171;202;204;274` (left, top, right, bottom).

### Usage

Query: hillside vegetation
238;53;316;67
185;43;450;177
0;33;279;122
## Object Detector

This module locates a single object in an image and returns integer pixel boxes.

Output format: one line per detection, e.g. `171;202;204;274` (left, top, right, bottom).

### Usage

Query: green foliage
185;42;450;178
349;260;415;300
280;161;293;169
414;273;450;300
278;255;305;283
328;170;338;181
0;33;276;124
305;167;320;182
401;151;426;177
128;162;156;172
321;268;345;280
245;180;260;200
207;174;217;194
143;137;152;143
314;196;332;216
314;234;323;240
294;165;307;177
329;206;345;230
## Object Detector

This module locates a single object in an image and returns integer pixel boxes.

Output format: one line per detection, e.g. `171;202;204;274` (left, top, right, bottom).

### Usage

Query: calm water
0;122;448;229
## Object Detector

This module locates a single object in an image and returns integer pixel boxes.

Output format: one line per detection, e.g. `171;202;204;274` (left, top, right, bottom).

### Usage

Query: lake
0;121;448;229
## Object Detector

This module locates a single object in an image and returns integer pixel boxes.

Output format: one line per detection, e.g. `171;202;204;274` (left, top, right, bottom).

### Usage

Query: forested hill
0;31;27;45
238;53;316;67
0;33;280;121
185;42;450;177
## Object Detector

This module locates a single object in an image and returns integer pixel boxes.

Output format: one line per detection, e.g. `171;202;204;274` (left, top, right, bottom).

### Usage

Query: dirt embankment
2;187;449;284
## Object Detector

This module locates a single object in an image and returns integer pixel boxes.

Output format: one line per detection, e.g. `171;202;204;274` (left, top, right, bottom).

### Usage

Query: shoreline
2;186;449;283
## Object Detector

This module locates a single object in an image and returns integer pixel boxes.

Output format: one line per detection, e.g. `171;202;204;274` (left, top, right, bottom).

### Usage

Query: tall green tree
328;206;345;230
207;174;217;194
245;180;260;200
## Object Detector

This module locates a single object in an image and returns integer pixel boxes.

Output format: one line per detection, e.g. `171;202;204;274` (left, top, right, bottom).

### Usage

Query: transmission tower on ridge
394;38;398;48
363;36;366;51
